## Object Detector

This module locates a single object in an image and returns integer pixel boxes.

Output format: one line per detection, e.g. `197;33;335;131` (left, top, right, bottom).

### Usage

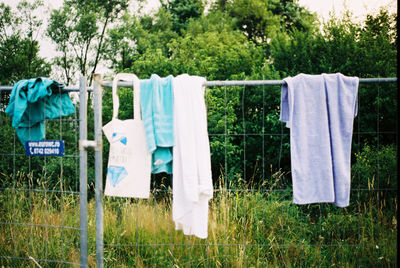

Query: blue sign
25;140;65;156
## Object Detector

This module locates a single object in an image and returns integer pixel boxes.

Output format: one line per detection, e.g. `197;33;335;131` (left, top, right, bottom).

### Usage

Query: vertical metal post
93;74;104;267
79;76;88;267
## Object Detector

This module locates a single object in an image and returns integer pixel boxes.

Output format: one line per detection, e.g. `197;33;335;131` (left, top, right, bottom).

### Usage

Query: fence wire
0;88;81;267
100;79;397;267
0;78;398;267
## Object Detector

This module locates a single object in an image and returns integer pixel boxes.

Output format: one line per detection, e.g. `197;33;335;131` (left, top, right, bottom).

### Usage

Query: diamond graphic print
107;166;128;187
120;137;127;145
111;132;128;145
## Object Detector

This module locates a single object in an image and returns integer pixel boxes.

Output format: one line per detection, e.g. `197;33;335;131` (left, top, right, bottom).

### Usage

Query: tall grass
0;173;397;267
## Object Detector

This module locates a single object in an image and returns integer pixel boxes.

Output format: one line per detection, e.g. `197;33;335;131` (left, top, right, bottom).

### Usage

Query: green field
0;175;397;267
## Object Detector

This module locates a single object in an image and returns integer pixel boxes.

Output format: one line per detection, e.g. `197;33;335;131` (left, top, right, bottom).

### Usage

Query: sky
300;0;397;21
2;0;397;64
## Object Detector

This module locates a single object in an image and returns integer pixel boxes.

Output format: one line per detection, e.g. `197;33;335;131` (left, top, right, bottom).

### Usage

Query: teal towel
140;74;174;174
5;78;76;145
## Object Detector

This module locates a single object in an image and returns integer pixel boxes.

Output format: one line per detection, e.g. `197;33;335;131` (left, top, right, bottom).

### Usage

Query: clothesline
0;77;397;92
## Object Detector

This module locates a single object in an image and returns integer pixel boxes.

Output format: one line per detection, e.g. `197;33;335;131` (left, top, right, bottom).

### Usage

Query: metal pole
202;77;397;87
358;77;398;83
0;77;397;92
99;77;397;88
93;74;104;268
79;76;88;267
204;80;285;86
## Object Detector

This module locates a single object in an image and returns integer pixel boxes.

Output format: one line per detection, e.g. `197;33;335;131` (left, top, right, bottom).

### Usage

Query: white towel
172;74;213;239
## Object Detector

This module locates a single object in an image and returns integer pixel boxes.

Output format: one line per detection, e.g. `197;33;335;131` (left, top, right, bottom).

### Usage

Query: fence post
79;76;88;267
93;74;104;267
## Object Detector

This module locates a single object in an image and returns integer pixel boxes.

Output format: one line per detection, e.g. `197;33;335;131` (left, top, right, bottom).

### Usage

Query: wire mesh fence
0;88;81;266
100;80;397;267
0;78;397;267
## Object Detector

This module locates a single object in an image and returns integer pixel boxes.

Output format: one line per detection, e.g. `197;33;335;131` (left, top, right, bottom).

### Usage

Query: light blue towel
280;73;358;207
140;74;174;174
5;78;76;146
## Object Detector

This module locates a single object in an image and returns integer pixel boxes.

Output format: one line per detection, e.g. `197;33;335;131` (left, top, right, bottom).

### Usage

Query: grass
0;175;397;267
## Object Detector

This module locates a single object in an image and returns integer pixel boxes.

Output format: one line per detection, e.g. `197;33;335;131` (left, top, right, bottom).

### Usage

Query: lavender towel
280;73;359;207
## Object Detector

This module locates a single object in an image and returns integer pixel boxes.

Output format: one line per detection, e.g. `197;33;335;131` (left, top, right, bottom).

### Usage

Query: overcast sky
2;0;397;60
300;0;396;20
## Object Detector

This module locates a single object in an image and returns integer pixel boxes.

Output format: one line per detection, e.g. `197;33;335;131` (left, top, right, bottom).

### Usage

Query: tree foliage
103;2;396;185
270;9;397;145
162;0;205;33
0;0;397;190
0;1;50;85
47;0;129;85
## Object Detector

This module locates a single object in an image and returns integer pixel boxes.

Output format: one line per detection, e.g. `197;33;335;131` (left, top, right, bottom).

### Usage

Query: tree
47;0;128;85
102;2;397;187
211;0;316;44
270;10;396;78
106;8;178;72
168;11;266;79
225;0;280;42
270;9;397;147
0;1;50;85
105;8;269;182
162;0;205;34
269;0;316;33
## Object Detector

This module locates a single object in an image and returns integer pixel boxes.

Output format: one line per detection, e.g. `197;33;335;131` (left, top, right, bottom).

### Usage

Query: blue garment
5;78;76;145
280;73;358;207
140;74;174;174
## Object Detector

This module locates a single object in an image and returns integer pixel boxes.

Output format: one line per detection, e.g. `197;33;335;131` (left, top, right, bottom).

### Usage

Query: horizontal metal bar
63;87;93;92
0;153;78;158
204;77;398;86
103;242;387;247
103;187;396;195
358;77;398;83
0;86;93;92
101;81;116;88
101;77;398;87
0;256;80;266
212;188;397;192
205;80;284;86
0;77;396;92
208;133;288;136
0;221;80;230
0;118;79;122
0;187;79;194
207;131;395;136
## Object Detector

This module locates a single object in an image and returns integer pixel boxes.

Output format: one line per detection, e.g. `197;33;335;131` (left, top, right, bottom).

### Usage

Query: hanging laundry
102;73;151;198
172;74;213;239
5;78;75;145
140;74;174;174
280;73;359;207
